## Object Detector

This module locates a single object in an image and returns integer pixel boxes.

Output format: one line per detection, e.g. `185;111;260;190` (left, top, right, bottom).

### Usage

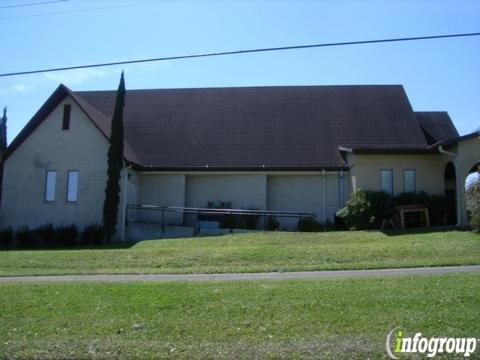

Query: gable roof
3;84;140;164
5;84;459;170
416;111;459;145
74;85;436;170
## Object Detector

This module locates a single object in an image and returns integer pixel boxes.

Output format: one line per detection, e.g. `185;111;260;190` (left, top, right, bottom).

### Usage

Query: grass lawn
0;231;480;276
0;230;479;276
1;273;478;359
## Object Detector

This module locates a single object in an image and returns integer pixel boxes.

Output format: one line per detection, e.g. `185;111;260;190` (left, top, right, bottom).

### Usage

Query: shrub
15;226;34;248
297;217;323;232
207;201;232;209
34;223;56;247
364;191;393;226
206;201;235;229
466;178;480;232
238;208;260;230
338;189;449;230
395;191;447;226
0;227;14;249
266;216;280;231
336;189;375;230
81;224;105;245
55;224;78;247
334;214;347;230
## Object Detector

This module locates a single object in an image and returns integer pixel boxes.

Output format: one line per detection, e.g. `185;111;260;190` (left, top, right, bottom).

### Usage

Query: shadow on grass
381;225;465;236
0;241;138;252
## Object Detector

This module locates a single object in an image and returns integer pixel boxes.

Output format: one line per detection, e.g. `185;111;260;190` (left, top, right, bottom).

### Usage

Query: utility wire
0;0;177;20
1;32;479;78
0;0;67;10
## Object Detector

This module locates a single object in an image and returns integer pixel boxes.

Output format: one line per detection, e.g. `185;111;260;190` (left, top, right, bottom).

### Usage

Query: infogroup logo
386;327;478;358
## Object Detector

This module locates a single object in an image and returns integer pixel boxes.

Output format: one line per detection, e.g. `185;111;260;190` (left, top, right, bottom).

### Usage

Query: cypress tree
102;72;126;241
0;107;7;204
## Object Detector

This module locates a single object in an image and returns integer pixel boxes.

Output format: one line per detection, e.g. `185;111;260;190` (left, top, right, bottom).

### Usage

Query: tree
102;72;126;241
336;189;375;230
0;107;7;204
466;170;480;232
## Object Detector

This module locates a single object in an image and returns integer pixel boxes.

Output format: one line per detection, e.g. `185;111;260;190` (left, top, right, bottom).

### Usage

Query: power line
0;0;67;10
0;0;177;20
1;32;479;78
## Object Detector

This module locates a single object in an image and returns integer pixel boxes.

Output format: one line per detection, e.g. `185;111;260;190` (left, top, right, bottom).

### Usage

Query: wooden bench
396;205;430;229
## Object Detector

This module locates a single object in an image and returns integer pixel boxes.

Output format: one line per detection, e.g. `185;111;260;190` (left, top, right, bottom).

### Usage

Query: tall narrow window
67;170;79;202
380;169;393;194
62;104;71;130
45;171;57;202
403;169;416;193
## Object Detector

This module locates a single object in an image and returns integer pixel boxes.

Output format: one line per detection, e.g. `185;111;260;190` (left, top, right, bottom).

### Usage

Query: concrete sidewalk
0;265;479;283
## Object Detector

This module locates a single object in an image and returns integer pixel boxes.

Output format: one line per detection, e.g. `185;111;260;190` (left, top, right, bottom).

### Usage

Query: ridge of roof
74;84;406;94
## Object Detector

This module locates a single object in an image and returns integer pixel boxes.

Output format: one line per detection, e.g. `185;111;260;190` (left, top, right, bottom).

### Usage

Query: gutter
438;146;461;226
322;169;327;230
120;164;133;242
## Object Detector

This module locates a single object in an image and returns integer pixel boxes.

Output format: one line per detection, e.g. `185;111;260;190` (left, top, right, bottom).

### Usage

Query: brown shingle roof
416;111;459;145
7;84;457;170
74;85;434;170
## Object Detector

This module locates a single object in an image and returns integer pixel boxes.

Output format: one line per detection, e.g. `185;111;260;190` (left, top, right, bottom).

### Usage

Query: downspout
339;169;344;207
322;169;327;230
438;146;461;226
120;164;132;242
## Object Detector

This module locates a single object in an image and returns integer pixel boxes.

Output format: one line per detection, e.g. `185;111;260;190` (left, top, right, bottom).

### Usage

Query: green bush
337;189;449;230
364;191;393;227
394;191;447;226
336;189;375;230
55;224;78;247
0;227;14;249
205;201;261;230
297;217;333;232
266;216;280;231
466;178;480;232
34;223;56;247
81;224;105;245
15;226;34;248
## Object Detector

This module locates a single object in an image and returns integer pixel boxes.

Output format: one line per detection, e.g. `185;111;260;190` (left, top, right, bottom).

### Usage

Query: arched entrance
444;161;457;225
465;162;480;186
465;162;480;223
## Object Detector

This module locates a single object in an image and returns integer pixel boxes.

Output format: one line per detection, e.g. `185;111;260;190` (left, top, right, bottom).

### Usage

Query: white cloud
13;84;27;92
0;83;33;95
43;68;110;85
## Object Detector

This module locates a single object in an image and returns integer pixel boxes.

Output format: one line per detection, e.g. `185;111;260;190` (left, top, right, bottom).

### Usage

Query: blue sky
1;0;479;144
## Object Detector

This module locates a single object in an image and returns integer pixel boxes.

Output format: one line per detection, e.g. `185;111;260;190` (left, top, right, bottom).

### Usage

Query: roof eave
133;165;350;172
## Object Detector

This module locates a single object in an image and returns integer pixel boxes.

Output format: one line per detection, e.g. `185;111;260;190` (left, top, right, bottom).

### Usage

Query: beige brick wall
186;174;267;209
0;95;110;229
347;153;444;195
267;173;341;229
135;174;186;225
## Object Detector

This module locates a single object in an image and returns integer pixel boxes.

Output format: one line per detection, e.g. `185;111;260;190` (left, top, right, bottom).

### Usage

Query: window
45;171;56;202
67;171;79;202
62;104;71;130
380;169;393;194
403;169;416;193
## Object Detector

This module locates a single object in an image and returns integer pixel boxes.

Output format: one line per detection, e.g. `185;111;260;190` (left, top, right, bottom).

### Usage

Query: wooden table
396;205;430;229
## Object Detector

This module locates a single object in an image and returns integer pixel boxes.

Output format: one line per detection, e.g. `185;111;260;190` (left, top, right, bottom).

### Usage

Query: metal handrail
126;204;317;235
127;204;316;218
